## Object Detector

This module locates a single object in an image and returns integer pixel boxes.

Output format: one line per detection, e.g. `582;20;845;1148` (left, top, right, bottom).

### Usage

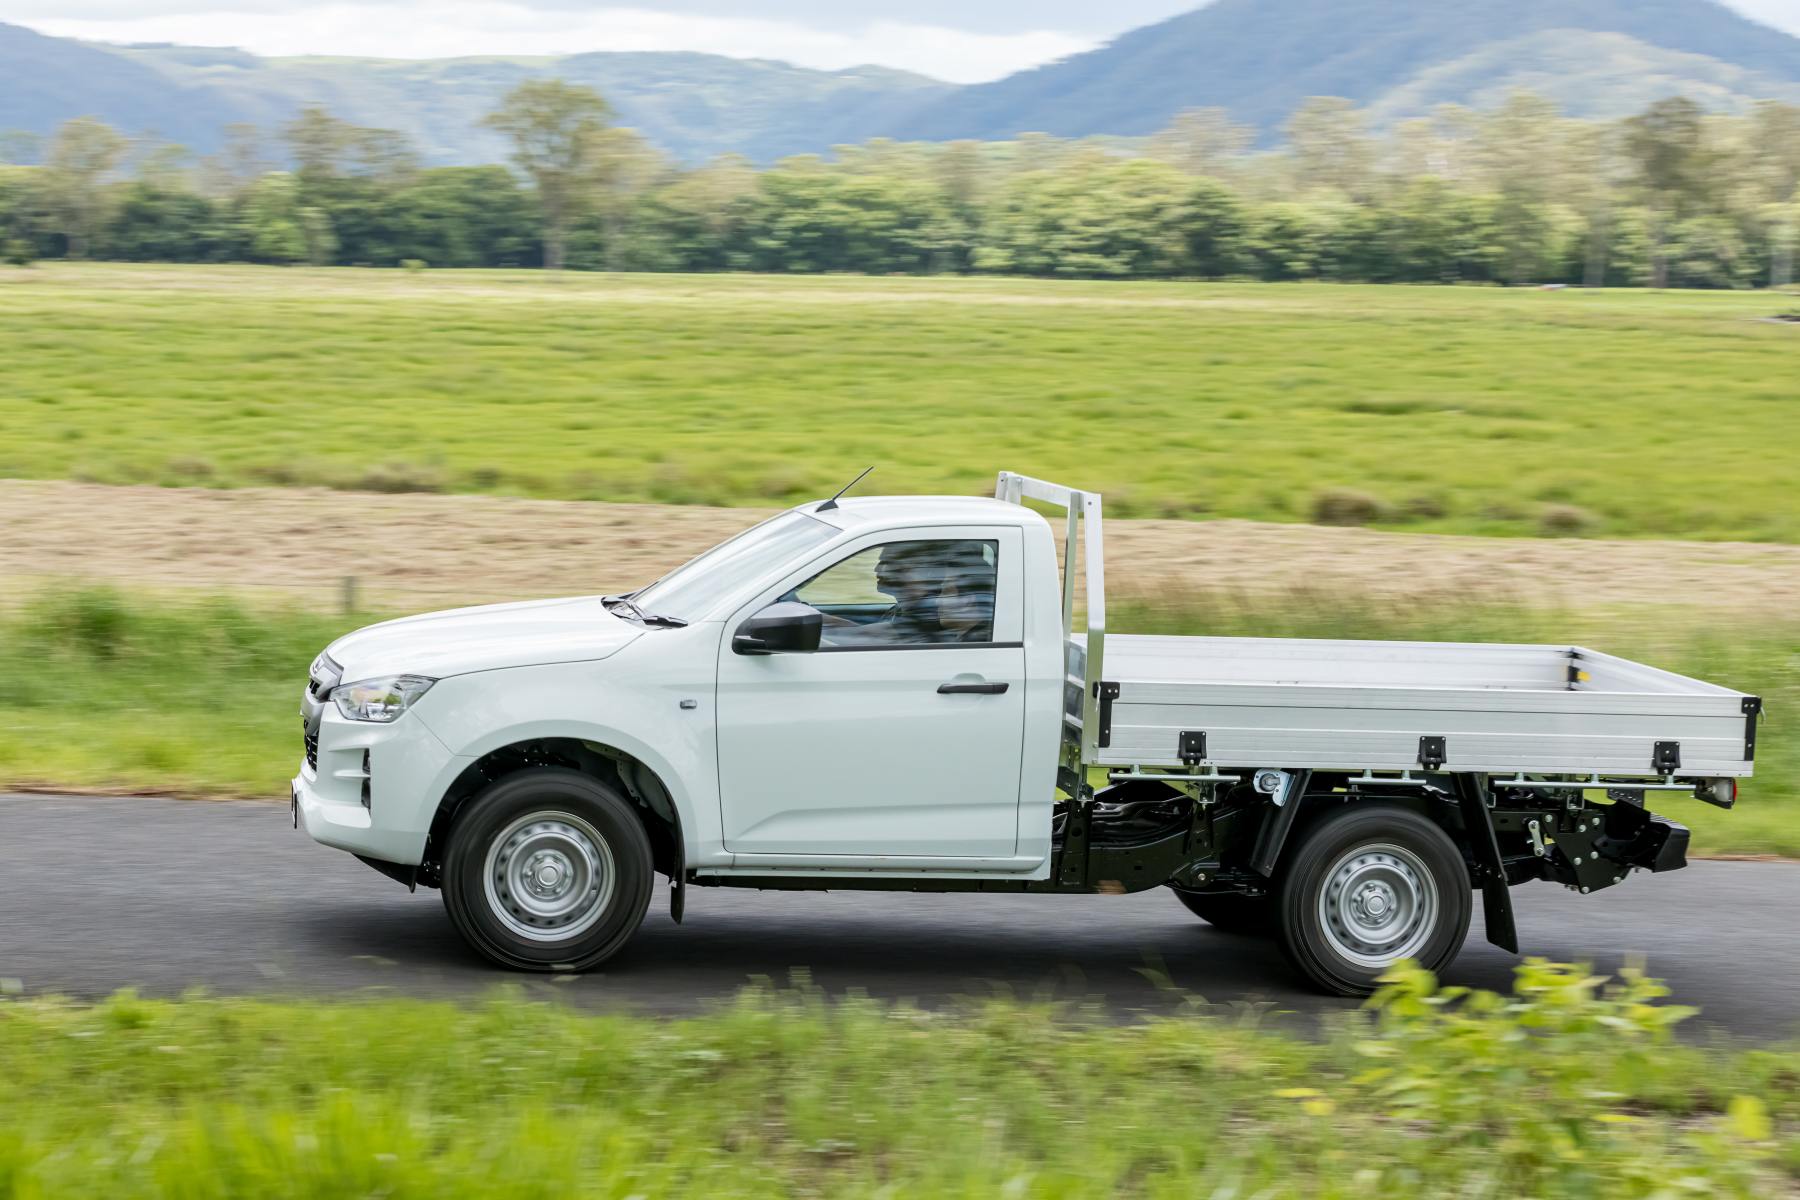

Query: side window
790;539;999;649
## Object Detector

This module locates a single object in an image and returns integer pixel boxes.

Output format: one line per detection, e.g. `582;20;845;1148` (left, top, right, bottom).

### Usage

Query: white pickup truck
293;472;1761;995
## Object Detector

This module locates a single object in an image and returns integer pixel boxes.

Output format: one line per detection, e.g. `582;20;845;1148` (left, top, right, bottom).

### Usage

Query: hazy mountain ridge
4;0;1800;164
1364;29;1800;124
1;24;955;163
892;0;1800;142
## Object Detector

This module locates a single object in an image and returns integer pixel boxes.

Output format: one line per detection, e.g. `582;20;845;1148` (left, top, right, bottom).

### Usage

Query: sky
11;0;1800;84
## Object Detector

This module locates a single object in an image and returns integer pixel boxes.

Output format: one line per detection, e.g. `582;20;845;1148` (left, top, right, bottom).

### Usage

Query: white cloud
1726;0;1800;38
20;2;1095;82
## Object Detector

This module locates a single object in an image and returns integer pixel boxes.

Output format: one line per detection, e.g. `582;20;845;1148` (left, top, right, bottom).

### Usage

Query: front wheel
442;768;654;972
1274;803;1472;996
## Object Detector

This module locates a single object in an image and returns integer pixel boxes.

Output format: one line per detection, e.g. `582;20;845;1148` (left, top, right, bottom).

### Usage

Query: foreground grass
0;588;1792;855
2;264;1798;540
0;963;1794;1197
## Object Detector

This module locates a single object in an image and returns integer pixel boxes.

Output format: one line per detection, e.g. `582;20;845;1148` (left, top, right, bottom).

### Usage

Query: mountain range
4;0;1800;165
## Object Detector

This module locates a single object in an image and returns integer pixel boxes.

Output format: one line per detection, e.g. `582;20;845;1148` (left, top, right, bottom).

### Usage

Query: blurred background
3;2;1800;1194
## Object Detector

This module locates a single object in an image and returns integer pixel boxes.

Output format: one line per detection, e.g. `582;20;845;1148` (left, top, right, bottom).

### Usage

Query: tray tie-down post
1105;730;1239;794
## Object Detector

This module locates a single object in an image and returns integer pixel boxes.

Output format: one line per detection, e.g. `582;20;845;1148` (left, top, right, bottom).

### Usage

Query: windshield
633;511;838;621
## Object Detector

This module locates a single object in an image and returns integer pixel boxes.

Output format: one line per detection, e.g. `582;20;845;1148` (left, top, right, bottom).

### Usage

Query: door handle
938;681;1009;695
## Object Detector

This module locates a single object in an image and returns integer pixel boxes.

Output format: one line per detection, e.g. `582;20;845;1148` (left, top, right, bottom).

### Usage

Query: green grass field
3;264;1797;540
0;964;1795;1197
1;589;1791;855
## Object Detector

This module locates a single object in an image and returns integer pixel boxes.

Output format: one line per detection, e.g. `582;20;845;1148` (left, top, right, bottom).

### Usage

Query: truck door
716;527;1028;861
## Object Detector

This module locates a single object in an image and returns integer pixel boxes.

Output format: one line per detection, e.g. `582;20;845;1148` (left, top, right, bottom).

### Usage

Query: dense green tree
976;158;1191;278
103;181;219;261
43;117;128;259
0;165;48;261
284;107;359;180
1622;98;1714;287
644;155;757;272
244;173;308;263
1251;201;1340;280
746;159;960;274
5;94;1797;289
389;166;538;267
1366;178;1496;283
578;127;669;272
1664;215;1752;288
1182;178;1256;277
483;80;613;272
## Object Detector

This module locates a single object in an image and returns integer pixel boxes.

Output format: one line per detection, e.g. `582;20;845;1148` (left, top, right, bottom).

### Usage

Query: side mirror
732;601;823;655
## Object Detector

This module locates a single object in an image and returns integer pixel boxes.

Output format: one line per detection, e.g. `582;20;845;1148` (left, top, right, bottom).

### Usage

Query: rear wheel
1274;803;1472;996
442;768;654;972
1170;888;1273;935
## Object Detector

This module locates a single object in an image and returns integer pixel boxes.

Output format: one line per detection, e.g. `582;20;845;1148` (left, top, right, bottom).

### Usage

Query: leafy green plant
0;964;1791;1197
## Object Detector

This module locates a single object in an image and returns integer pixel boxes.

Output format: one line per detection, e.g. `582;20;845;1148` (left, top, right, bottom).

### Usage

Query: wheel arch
425;735;685;888
1249;776;1478;882
1248;777;1512;957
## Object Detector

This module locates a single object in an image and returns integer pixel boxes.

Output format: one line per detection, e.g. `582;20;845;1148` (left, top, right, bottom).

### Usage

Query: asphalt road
4;792;1797;1037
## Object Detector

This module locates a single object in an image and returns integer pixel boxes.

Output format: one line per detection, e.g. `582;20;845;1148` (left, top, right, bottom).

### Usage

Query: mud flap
1453;775;1518;955
1250;770;1312;878
669;812;686;925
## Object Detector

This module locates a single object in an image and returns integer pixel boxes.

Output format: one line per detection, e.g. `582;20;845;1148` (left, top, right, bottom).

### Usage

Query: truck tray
1088;636;1759;778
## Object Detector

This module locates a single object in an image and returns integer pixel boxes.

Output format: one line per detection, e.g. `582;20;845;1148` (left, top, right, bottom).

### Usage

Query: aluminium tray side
1094;635;1756;777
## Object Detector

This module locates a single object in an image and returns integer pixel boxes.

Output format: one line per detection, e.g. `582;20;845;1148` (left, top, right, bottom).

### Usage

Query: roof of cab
804;494;1048;532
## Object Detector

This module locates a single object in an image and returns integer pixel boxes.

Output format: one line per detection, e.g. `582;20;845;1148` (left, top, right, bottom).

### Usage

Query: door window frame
728;526;1025;653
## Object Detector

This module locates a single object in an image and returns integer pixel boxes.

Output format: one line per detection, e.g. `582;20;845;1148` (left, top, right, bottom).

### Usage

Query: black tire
1170;888;1273;935
1274;803;1472;997
441;768;654;972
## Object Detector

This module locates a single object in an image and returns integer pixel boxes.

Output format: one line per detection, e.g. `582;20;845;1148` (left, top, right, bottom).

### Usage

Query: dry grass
6;480;1799;620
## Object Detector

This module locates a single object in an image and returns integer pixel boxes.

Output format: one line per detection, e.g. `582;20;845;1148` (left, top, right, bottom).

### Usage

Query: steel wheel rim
1317;841;1438;969
483;811;615;943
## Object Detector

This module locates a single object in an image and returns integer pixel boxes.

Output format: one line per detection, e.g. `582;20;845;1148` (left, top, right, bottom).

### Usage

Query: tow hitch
1544;800;1690;893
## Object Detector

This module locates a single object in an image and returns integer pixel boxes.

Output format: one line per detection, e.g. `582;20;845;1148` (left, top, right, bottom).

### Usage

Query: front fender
411;655;724;866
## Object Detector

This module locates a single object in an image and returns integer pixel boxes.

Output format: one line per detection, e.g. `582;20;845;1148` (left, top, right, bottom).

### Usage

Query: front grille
303;651;337;771
309;652;342;698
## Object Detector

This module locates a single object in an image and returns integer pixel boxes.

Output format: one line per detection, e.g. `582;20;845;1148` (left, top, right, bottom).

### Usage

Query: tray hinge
1093;681;1120;749
1418;735;1447;771
1178;731;1207;765
1653;740;1682;773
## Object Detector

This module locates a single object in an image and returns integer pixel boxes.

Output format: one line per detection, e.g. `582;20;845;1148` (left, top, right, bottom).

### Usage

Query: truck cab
294;473;1758;995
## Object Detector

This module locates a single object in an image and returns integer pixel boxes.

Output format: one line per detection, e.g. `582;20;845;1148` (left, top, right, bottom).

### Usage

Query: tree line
2;82;1798;288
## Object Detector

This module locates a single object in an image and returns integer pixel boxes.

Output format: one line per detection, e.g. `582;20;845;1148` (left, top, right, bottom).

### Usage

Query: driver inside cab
819;541;995;647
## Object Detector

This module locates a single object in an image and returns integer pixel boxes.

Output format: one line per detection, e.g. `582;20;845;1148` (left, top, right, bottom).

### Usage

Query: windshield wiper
603;595;688;628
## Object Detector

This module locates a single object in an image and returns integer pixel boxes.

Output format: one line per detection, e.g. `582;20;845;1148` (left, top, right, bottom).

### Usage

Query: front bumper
292;706;464;867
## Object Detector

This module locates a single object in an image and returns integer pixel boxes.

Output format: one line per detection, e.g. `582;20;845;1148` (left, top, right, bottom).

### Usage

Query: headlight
332;675;436;723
